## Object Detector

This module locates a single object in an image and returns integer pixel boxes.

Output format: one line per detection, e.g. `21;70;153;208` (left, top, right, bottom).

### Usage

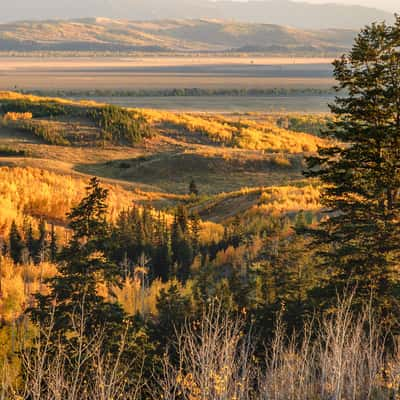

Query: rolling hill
0;18;357;53
0;91;327;223
0;0;394;30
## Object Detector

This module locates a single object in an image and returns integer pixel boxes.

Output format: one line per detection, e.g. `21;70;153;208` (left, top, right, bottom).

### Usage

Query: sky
292;0;398;12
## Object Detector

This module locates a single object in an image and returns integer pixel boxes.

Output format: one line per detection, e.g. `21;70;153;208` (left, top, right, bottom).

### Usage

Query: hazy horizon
0;0;396;29
291;0;398;12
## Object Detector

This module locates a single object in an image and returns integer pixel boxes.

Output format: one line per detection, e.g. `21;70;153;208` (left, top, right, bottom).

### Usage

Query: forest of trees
0;100;153;147
1;16;400;400
87;105;153;145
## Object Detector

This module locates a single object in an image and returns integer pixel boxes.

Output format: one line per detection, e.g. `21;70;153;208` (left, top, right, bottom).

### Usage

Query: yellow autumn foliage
140;108;326;153
213;238;263;269
3;112;33;121
0;257;57;322
0;166;137;235
0;91;328;154
111;278;186;316
257;185;321;213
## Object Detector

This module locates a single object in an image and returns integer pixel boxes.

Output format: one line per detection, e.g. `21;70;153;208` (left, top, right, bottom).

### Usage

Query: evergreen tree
152;215;171;282
171;219;193;282
153;242;171;282
112;209;135;262
142;205;154;246
190;212;201;256
26;223;35;261
154;284;191;346
32;178;126;347
193;261;217;307
31;179;155;390
171;206;193;280
35;219;48;264
189;178;199;196
306;17;400;316
228;265;253;313
176;204;189;233
49;223;58;262
231;215;244;248
135;215;146;256
9;221;24;264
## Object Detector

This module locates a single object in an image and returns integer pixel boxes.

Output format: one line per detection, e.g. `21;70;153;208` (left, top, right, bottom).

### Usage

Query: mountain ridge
0;0;394;30
0;18;358;53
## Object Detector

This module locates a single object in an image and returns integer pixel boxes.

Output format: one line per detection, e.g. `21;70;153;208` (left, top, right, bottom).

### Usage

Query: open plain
0;56;334;91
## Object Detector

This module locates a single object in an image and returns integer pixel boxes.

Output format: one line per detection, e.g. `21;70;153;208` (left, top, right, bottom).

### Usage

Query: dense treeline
20;87;337;98
0;174;393;398
4;181;260;287
0;98;153;146
87;105;153;145
1;177;317;388
7;219;58;265
0;98;69;117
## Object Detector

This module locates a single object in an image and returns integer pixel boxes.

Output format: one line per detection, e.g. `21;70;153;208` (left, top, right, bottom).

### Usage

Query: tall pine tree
306;17;400;316
32;178;126;346
9;221;24;264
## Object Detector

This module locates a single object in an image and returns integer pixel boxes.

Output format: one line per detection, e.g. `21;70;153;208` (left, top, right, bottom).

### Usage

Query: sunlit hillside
0;90;327;350
0;18;356;53
0;91;329;199
0;167;136;231
0;90;327;243
140;109;327;152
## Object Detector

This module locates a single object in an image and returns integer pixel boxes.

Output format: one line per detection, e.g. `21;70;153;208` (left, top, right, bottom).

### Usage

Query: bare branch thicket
259;313;317;400
317;295;385;400
2;299;144;400
156;301;255;400
2;294;400;399
259;294;392;400
157;295;399;400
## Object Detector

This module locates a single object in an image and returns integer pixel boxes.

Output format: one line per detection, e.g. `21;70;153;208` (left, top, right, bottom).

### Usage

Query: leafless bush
259;315;317;400
155;301;255;400
1;305;144;400
0;356;16;400
317;296;384;400
157;295;399;400
2;295;400;399
259;294;393;400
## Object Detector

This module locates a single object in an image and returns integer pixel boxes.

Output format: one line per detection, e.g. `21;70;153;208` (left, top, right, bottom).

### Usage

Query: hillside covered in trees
1;15;400;400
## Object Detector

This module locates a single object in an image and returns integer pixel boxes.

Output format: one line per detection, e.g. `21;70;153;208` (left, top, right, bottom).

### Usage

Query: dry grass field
0;56;334;70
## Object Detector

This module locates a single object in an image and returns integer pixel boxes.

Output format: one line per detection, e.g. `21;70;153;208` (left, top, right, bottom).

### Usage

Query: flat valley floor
0;56;335;112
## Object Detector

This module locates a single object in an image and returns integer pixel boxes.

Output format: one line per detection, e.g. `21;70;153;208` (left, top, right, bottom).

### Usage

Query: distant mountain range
0;0;394;30
0;18;359;54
